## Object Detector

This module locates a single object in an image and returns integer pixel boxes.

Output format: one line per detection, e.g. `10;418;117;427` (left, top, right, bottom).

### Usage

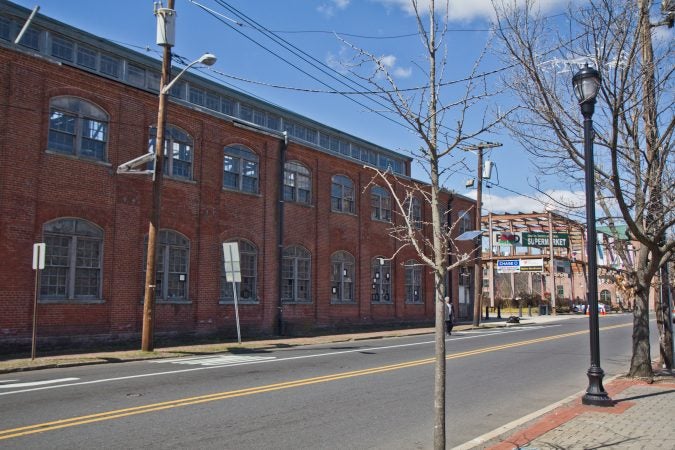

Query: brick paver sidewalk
480;372;675;450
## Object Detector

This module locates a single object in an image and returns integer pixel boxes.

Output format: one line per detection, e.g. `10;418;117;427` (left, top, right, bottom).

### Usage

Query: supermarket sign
496;258;544;273
521;232;569;248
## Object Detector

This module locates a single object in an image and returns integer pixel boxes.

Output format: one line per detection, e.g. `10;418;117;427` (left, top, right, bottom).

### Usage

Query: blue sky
10;0;587;214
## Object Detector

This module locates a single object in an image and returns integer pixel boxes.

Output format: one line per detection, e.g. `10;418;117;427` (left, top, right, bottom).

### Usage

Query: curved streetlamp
573;64;613;406
161;53;217;94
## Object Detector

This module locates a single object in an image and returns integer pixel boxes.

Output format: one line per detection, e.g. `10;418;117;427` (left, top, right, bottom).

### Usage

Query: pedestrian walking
444;297;454;336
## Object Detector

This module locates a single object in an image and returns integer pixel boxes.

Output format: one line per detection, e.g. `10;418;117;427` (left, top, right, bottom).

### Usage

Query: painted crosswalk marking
151;354;276;366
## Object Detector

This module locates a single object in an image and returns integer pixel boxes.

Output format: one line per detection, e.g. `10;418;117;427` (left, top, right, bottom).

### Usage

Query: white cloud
380;54;397;68
378;54;412;78
393;66;413;78
375;0;573;22
463;189;586;215
317;0;350;18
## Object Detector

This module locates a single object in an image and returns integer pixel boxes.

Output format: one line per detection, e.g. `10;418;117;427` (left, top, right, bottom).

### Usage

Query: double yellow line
0;323;629;440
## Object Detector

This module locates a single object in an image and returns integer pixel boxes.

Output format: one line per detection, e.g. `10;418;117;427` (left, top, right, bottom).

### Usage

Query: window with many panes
18;26;40;50
600;289;611;305
371;257;392;303
331;175;355;213
76;45;97;70
405;197;422;228
458;210;472;234
40;218;103;301
99;53;120;78
283;161;311;204
48;96;108;161
51;35;73;61
223;144;259;193
220;240;258;304
148;125;194;180
405;260;423;303
126;64;146;87
282;246;311;303
371;186;391;222
144;230;189;302
331;251;355;303
0;16;10;41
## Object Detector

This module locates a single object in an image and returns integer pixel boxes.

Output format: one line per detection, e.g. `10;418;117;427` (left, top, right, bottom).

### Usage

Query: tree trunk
629;279;653;378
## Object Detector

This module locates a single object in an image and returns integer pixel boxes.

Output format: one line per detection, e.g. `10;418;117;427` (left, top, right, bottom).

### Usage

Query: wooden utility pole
142;0;174;352
464;142;502;326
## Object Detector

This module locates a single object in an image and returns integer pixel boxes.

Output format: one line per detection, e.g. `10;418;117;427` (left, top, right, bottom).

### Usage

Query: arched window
371;257;392;303
223;144;259;193
331;251;355;303
220;240;258;303
48;96;108;161
148;125;194;180
282;245;311;303
331;175;355;213
600;289;612;305
371;186;391;222
144;230;189;301
41;218;103;301
405;260;423;303
283;161;311;204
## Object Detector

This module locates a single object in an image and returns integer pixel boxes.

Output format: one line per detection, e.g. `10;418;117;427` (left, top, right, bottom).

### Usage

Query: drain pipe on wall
277;131;288;335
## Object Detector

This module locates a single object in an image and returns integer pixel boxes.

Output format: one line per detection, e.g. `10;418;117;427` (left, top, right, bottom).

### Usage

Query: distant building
0;2;475;349
479;211;637;312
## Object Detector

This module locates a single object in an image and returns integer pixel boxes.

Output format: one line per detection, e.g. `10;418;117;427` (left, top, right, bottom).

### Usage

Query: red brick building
0;2;476;350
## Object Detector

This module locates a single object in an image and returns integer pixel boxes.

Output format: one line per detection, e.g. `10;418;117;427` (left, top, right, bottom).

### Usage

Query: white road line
0;326;546;397
152;355;277;366
0;378;80;388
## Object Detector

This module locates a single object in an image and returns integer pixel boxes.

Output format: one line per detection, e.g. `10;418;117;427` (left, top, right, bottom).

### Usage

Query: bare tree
339;1;508;446
492;0;674;377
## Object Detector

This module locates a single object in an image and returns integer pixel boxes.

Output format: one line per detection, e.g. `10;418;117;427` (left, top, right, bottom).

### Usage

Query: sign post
222;242;242;344
31;243;46;360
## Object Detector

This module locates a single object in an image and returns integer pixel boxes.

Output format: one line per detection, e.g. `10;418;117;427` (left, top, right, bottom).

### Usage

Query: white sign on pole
32;243;46;270
222;242;242;344
222;242;242;283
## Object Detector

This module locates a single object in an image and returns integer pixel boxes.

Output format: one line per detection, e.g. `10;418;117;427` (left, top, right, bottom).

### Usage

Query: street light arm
160;53;217;94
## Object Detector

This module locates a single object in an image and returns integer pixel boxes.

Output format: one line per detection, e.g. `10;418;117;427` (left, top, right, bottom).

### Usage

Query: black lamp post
573;64;613;406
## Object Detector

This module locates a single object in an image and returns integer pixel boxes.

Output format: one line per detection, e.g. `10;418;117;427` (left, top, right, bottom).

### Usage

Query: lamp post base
582;366;613;406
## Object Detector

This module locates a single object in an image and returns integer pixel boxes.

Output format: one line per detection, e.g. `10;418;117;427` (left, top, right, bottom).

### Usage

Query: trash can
539;304;549;316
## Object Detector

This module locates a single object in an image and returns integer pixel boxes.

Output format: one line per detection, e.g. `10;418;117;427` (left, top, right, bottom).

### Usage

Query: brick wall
0;45;475;348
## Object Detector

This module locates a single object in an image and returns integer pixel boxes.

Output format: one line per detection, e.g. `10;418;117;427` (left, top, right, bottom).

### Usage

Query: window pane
127;64;146;87
206;92;220;111
19;27;40;50
189;86;205;105
41;235;70;298
77;46;98;69
51;35;73;61
100;54;120;78
0;17;10;41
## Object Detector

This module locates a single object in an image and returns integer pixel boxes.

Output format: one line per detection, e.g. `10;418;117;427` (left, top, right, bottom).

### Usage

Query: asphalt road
0;314;645;449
